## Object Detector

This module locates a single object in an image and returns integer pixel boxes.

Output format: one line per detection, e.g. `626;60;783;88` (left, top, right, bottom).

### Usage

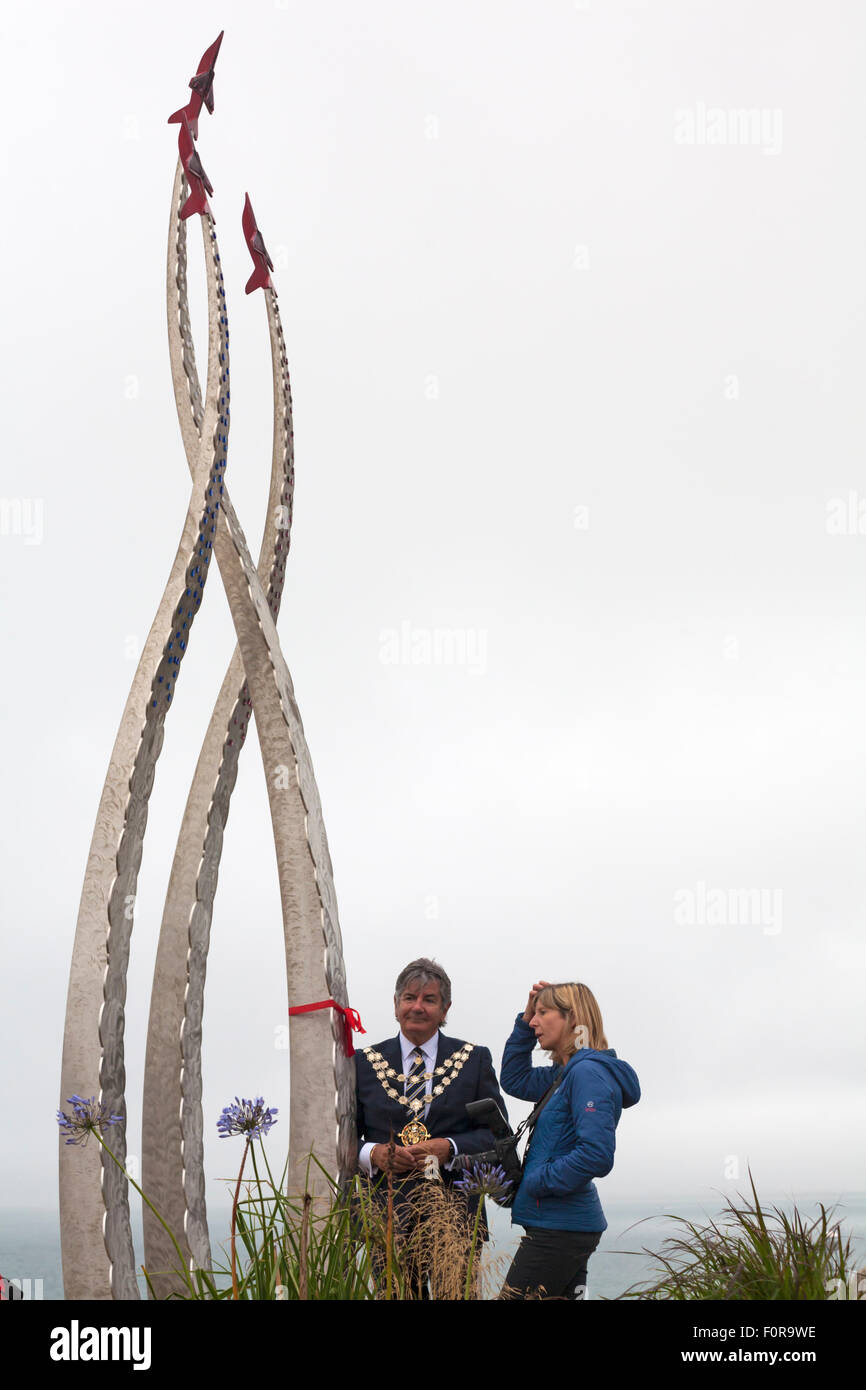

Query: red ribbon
288;999;366;1057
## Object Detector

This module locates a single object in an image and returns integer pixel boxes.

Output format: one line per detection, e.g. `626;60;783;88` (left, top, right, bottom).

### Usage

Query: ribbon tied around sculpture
288;999;366;1057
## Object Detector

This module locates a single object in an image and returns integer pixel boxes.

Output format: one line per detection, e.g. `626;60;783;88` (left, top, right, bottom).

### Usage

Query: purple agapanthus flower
57;1095;123;1147
454;1161;513;1202
217;1096;278;1141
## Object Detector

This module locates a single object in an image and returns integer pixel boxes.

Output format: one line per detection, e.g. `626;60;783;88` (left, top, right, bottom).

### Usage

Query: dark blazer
356;1031;508;1172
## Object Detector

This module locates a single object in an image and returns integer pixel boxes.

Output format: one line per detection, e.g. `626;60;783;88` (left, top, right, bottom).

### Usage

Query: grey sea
3;1193;864;1301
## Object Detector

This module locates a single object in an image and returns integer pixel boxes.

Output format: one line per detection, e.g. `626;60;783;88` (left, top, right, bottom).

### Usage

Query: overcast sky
1;1;864;1220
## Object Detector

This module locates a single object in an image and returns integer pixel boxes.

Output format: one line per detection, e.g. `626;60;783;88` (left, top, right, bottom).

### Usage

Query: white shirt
358;1030;458;1176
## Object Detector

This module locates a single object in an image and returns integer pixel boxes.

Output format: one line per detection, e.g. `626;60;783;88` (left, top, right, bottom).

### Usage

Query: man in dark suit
355;957;508;1297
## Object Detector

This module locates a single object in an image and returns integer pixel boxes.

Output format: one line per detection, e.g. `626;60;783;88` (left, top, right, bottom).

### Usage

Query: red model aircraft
178;115;214;221
168;31;224;140
242;194;274;294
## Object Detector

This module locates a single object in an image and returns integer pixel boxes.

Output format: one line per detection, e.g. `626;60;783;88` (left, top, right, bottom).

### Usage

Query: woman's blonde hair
535;982;608;1059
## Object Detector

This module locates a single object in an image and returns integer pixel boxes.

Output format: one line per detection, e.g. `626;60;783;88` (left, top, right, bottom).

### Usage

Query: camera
456;1098;524;1206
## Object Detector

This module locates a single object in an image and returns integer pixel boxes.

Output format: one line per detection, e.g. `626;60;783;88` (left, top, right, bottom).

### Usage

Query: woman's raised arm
501;991;558;1102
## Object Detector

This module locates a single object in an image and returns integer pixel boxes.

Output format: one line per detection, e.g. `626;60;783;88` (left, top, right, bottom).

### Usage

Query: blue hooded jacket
501;1015;640;1232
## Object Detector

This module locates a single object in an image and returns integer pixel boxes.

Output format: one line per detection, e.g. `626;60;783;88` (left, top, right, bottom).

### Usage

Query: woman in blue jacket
499;979;640;1300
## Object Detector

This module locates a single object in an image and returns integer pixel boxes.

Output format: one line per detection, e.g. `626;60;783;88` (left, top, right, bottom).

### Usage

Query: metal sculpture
59;34;356;1300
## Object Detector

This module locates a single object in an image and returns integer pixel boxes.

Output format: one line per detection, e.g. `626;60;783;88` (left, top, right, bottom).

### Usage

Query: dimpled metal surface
62;157;355;1300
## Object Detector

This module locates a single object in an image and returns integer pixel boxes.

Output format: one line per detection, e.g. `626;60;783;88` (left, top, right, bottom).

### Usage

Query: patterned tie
404;1048;429;1116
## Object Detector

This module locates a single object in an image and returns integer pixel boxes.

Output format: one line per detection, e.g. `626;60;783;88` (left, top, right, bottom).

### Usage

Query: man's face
394;977;449;1045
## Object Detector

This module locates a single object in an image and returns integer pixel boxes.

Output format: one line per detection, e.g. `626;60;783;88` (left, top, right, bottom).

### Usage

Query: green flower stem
463;1203;484;1300
230;1137;251;1299
249;1141;272;1230
94;1132;196;1298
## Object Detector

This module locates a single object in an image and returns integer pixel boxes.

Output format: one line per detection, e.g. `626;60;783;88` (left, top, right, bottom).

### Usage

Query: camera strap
515;1070;566;1148
464;1070;566;1209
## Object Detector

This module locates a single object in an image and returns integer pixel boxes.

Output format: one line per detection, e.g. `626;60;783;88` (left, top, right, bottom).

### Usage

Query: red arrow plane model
168;31;224;141
242;194;274;294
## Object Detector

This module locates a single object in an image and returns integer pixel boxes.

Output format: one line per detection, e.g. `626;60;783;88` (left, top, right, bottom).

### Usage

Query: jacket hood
566;1047;640;1108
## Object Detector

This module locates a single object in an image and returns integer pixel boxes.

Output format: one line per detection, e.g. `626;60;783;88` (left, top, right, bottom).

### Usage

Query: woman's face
529;1002;570;1056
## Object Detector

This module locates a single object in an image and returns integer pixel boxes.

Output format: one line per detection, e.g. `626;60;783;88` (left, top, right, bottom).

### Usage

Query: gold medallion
399;1119;430;1146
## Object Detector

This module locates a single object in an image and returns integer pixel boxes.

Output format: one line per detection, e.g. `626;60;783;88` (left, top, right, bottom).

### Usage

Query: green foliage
198;1150;391;1300
203;1146;501;1300
76;1114;490;1299
619;1171;858;1301
235;1157;384;1300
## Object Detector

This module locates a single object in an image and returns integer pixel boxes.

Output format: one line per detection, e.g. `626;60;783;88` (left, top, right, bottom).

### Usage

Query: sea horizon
4;1189;863;1301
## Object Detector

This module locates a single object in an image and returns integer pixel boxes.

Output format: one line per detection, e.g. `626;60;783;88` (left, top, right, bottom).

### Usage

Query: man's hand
370;1138;453;1171
407;1138;453;1165
523;979;551;1023
370;1143;417;1174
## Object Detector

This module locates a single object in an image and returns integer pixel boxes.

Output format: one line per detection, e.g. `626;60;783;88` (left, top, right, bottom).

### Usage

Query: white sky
1;0;864;1218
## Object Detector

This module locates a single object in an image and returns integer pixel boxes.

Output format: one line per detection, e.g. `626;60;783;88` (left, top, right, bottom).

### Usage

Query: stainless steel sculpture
59;34;356;1300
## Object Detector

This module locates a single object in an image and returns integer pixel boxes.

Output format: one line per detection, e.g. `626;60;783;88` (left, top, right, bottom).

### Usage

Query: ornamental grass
618;1170;860;1301
58;1092;508;1299
219;1150;508;1300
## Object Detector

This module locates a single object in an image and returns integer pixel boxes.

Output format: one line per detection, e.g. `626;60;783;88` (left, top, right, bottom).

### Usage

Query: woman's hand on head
522;980;551;1023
